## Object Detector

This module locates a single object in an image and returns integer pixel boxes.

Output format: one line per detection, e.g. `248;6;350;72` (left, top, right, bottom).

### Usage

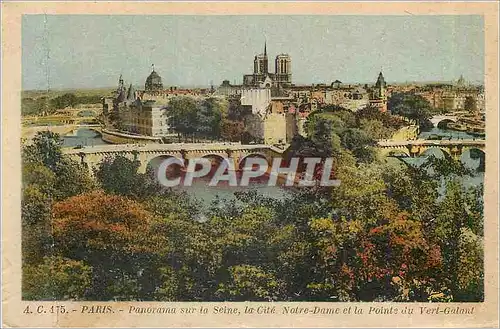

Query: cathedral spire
117;74;125;92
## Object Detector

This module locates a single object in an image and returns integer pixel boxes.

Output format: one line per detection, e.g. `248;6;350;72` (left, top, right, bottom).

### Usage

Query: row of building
102;43;483;145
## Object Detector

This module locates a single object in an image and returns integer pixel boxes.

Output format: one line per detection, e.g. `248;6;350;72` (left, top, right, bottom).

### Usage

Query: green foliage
388;92;433;129
220;119;245;142
168;96;229;141
23;131;63;171
359;118;390;139
23;257;92;300
302;111;378;164
197;97;227;138
21;97;51;116
421;155;475;178
432;180;484;301
22;185;52;226
23;132;96;200
20;126;484;302
22;93;103;116
216;265;284;301
50;93;78;110
94;155;162;200
168;96;199;136
355;106;406;131
75;95;102;105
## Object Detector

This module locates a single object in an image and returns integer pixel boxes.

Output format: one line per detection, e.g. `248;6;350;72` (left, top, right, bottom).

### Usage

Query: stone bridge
62;143;287;174
429;114;458;127
377;139;485;159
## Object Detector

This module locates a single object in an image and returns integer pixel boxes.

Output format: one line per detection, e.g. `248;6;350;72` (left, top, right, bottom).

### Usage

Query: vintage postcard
2;1;499;328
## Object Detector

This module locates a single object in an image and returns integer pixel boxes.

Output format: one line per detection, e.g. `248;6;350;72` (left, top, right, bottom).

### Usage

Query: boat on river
447;122;468;132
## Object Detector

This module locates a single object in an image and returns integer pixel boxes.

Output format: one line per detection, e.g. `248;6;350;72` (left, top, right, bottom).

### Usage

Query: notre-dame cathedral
243;42;292;88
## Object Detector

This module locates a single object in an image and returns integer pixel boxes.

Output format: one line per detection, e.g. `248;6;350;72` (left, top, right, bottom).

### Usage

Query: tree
215;265;284;301
22;97;51;116
53;158;96;200
22;184;53;265
359;118;390;140
22;185;52;226
464;96;478;113
23;131;95;200
22;161;56;196
220;119;244;142
305;112;346;138
307;116;343;157
227;97;251;121
167;97;199;140
340;128;375;151
388;93;433;130
52;191;165;300
433;180;484;301
338;128;376;164
23;257;92;300
94;155;161;200
49;93;78;109
306;212;442;302
23;131;63;171
197;97;227;139
356;106;405;130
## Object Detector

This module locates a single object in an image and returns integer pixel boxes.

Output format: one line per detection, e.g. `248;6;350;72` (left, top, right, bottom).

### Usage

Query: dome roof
145;70;163;91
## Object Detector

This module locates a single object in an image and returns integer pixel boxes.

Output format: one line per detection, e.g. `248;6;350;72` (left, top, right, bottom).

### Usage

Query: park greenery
387;92;436;130
22;106;484;302
167;96;247;142
22;92;104;116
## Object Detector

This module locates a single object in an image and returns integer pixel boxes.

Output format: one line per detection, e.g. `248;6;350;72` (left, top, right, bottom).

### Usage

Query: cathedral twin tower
243;42;292;88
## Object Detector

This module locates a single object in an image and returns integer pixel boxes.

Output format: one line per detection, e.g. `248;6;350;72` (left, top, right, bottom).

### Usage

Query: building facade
104;71;174;138
243;99;297;145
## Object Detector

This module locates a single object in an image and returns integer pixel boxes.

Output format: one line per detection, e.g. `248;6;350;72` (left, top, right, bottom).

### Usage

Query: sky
22;15;484;90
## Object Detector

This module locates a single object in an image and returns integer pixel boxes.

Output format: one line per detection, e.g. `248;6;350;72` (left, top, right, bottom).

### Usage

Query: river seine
62;128;484;210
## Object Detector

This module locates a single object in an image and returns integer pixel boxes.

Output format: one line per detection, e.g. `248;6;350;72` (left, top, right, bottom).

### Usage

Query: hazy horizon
22;15;484;90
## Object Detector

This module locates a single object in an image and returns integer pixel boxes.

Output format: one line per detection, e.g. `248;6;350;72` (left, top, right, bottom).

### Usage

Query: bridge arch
200;153;227;164
461;147;485;172
199;154;236;178
378;147;411;158
238;153;271;170
144;153;183;175
430;115;457;128
436;118;457;129
418;146;452;160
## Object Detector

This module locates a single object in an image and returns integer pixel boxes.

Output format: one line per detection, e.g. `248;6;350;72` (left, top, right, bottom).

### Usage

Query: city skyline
22;15;484;90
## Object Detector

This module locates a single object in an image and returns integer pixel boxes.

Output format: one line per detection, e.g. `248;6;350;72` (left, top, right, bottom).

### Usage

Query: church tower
370;71;388;112
275;54;292;87
253;42;269;74
116;74;126;102
375;71;386;98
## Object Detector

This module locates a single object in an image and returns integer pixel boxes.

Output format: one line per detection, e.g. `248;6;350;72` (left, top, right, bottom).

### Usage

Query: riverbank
101;128;164;144
443;117;485;138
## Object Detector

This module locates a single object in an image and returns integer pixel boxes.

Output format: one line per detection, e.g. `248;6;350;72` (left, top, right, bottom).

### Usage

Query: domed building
145;66;163;91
